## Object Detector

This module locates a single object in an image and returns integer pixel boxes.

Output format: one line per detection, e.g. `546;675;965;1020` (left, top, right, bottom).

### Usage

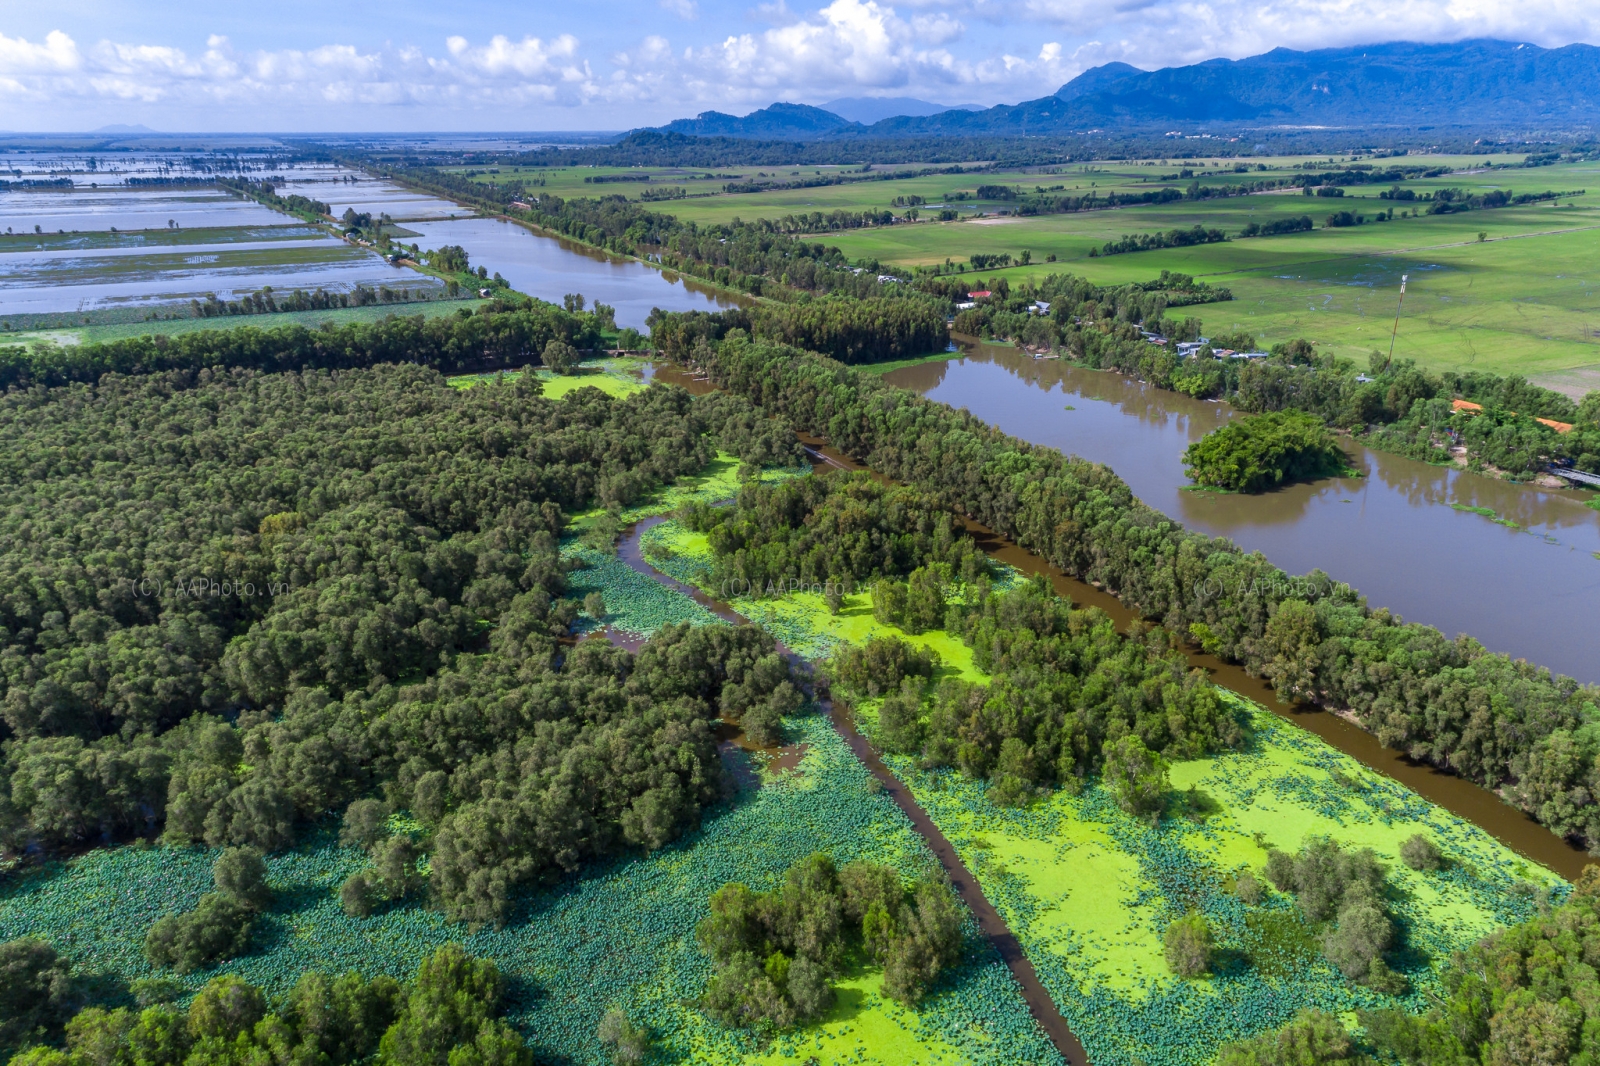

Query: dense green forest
0;300;606;391
654;321;1600;850
0;362;801;921
1182;411;1354;492
0;941;541;1066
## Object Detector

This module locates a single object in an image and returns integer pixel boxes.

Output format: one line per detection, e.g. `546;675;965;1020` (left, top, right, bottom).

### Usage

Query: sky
2;0;1598;133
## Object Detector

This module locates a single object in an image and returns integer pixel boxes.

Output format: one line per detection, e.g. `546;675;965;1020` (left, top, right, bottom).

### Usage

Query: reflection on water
885;343;1600;683
405;217;744;332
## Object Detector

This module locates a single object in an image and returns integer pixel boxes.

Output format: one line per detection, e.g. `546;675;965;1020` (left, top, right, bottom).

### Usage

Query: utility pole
1382;274;1408;373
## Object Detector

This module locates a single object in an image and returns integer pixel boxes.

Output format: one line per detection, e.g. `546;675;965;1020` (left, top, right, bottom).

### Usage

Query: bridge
1548;465;1600;488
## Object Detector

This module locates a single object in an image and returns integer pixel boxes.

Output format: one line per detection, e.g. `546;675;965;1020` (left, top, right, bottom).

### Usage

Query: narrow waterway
611;517;1088;1065
404;216;743;331
882;343;1600;685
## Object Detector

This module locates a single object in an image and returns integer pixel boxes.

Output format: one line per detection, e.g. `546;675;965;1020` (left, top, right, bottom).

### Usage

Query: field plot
637;514;1568;1066
0;181;446;325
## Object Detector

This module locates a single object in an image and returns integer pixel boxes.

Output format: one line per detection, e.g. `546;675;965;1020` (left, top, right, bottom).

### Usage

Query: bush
596;1008;650;1066
1218;1009;1362;1066
339;800;390;850
829;637;939;699
1400;833;1443;872
143;893;254;973
1267;839;1401;986
1163;912;1213;978
1235;870;1264;905
1182;411;1351;493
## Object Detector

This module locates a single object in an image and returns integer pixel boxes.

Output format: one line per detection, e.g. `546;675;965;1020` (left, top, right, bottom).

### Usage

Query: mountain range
648;39;1600;141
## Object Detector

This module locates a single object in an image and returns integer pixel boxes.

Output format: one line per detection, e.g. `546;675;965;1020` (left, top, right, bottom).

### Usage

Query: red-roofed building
967;290;992;299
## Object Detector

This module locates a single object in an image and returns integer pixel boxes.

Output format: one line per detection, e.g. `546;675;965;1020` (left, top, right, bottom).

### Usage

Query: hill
656;102;859;140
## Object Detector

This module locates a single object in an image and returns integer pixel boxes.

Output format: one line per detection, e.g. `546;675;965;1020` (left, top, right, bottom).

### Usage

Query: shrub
143;893;254;973
1163;912;1213;978
1400;833;1443;872
542;339;581;374
1235;870;1264;905
829;637;939;699
1218;1009;1362;1065
596;1008;650;1066
339;800;390;850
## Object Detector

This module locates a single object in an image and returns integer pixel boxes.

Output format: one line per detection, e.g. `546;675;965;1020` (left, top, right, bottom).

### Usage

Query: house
955;301;976;311
967;290;992;299
1033;301;1051;314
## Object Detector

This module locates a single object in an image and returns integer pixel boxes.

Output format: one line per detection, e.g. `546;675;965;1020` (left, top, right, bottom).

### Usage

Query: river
404;217;743;332
882;343;1600;686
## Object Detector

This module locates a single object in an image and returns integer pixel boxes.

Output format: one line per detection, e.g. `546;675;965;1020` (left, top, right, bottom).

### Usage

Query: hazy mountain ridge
648;40;1600;141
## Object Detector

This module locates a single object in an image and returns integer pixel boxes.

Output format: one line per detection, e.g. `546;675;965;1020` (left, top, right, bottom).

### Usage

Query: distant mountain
860;40;1600;135
646;40;1600;142
93;124;160;134
1053;62;1144;102
821;96;985;124
656;102;859;141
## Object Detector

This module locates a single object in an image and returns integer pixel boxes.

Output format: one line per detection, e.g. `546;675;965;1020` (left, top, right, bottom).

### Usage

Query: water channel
405;216;743;332
882;342;1600;686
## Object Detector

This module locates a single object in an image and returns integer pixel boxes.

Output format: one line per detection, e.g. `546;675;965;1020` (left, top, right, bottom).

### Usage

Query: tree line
0;364;802;923
656;322;1600;852
0;300;606;391
647;297;946;367
0;940;546;1066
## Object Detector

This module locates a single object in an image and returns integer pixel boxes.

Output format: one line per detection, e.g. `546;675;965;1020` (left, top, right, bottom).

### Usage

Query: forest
657;321;1600;852
0;362;802;923
0;300;608;391
0;941;546;1066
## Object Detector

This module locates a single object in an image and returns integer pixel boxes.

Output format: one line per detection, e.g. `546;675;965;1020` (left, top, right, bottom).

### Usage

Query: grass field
636;507;1569;1066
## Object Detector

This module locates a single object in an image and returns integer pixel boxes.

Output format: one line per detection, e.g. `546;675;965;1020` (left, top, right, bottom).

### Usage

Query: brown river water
653;363;1593;878
883;343;1600;688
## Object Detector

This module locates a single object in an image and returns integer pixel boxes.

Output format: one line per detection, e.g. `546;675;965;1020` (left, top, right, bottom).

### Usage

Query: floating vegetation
0;713;1060;1066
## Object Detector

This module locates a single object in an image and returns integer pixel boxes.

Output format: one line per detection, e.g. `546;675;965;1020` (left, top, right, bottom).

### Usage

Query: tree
1102;735;1169;817
143;893;253;973
583;592;606;620
378;945;503;1066
0;939;76;1059
212;847;272;911
1163;912;1213;978
341;800;390;849
541;339;581;374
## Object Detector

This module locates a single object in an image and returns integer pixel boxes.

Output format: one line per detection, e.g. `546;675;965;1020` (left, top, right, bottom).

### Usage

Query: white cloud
0;30;81;74
661;0;700;19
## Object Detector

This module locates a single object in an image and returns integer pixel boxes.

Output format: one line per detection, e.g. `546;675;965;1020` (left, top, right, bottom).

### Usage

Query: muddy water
785;430;1595;881
883;343;1600;685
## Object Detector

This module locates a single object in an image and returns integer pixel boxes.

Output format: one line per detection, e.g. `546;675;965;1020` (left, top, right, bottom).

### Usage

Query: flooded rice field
884;343;1600;683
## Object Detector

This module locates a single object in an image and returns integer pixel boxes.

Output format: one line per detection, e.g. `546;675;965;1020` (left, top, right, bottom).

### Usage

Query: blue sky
2;0;1596;132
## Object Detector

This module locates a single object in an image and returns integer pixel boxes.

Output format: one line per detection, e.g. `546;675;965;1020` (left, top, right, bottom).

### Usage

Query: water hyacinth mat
0;713;1058;1066
867;694;1566;1066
